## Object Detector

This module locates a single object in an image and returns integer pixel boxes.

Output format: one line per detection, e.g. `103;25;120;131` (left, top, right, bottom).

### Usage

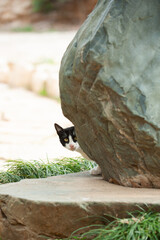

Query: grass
1;159;160;240
34;57;56;65
39;88;48;97
0;157;96;184
32;0;68;13
70;209;160;240
32;0;54;13
39;87;61;103
12;25;34;32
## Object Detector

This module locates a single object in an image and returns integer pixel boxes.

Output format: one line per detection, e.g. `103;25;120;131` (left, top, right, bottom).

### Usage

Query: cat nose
70;144;75;150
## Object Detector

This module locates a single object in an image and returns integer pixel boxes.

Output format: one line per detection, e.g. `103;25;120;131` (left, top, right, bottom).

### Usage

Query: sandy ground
0;30;81;170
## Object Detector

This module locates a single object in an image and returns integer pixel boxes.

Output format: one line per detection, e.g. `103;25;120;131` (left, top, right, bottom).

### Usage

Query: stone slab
0;172;160;239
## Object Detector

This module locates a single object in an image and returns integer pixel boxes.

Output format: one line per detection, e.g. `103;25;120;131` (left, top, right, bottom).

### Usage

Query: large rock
60;0;160;188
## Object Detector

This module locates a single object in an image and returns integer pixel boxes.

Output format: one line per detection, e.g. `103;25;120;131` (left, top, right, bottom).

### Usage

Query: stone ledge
0;172;160;239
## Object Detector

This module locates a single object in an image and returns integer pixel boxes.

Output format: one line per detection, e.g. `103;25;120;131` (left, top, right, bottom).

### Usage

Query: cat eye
74;137;77;141
64;138;68;142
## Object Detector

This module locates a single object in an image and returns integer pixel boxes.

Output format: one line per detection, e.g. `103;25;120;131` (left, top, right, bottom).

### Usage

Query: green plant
39;88;61;103
32;0;54;13
0;157;96;184
70;210;160;240
34;58;55;66
39;88;48;97
32;0;69;13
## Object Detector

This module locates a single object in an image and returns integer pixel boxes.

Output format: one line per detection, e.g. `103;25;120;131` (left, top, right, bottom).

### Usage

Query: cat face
54;123;79;151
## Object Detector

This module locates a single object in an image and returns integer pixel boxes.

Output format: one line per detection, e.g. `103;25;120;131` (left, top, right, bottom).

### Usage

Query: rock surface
60;0;160;188
1;172;160;239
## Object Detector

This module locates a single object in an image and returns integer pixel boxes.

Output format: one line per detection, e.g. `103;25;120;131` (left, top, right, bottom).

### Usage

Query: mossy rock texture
60;0;160;188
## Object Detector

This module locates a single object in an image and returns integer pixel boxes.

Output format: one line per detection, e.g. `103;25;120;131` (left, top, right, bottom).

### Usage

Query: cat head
54;123;79;151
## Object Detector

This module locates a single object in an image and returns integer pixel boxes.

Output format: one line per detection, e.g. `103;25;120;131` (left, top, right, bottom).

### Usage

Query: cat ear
54;123;63;133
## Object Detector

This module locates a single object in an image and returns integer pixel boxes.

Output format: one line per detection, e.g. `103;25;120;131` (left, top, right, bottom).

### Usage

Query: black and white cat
54;123;101;175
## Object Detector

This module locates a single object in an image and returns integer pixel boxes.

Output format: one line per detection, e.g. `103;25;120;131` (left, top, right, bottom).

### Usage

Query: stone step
0;172;160;239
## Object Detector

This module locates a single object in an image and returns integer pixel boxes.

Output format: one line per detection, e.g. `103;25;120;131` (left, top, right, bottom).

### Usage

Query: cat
54;123;101;175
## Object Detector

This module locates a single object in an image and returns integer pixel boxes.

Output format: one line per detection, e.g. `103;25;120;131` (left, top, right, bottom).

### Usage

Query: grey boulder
60;0;160;188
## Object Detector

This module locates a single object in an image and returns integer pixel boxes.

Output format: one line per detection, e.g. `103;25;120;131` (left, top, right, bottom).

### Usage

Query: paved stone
0;32;76;64
0;83;80;170
0;30;80;170
0;31;77;98
0;172;160;239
